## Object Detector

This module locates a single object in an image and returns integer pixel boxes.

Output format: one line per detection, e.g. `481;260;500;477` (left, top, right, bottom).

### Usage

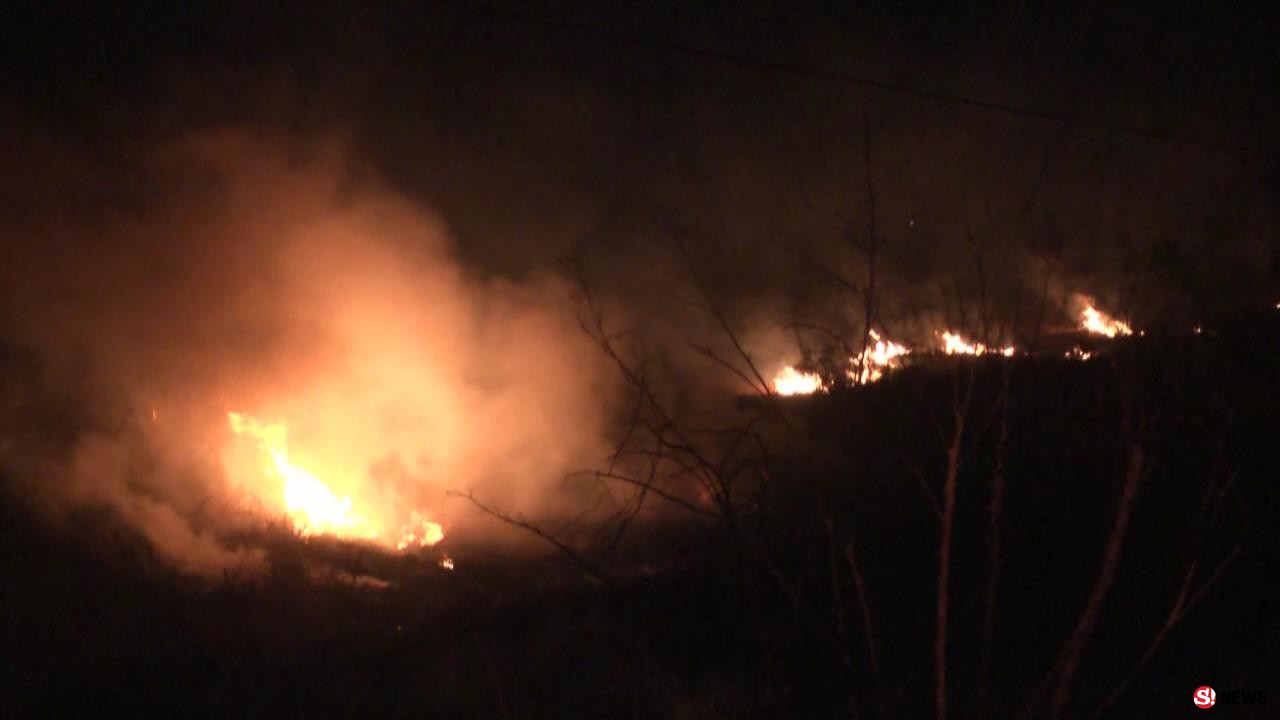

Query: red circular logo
1194;686;1216;709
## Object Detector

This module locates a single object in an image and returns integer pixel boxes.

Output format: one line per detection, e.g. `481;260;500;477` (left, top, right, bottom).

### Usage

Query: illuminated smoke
0;133;612;573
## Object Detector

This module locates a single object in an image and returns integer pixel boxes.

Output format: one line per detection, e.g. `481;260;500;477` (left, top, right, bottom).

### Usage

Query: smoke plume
0;128;615;572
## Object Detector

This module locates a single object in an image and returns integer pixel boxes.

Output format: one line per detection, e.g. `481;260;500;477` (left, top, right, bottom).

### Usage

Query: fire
773;366;823;396
1065;346;1092;361
228;412;443;549
774;327;1017;395
851;329;910;384
939;331;1015;357
396;511;445;550
771;327;1022;396
769;296;1146;395
771;329;912;395
1079;304;1133;338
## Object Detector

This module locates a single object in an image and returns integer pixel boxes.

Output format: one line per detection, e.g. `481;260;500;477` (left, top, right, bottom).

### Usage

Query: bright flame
1080;304;1133;338
851;329;910;384
773;366;823;396
771;329;914;393
939;331;1015;357
228;412;443;549
396;511;446;551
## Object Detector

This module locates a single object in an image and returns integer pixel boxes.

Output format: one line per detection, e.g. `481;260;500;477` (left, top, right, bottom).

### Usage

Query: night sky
4;1;1277;332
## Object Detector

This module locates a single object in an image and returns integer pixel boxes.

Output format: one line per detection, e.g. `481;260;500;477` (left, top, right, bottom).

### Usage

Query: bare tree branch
688;339;770;397
669;236;782;408
843;538;880;680
977;370;1010;706
935;366;975;720
582;468;719;519
1043;411;1148;720
450;489;608;584
856;119;880;387
1089;542;1241;719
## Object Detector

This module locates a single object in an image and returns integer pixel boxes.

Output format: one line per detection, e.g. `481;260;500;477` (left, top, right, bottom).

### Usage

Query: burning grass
773;298;1139;396
2;312;1275;718
227;411;445;551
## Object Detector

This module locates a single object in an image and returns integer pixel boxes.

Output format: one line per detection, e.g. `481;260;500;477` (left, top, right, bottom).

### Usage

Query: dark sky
3;1;1278;337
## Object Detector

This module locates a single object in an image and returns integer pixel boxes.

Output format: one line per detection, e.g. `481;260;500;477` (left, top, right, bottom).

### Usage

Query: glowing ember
439;555;455;571
228;412;443;549
1079;304;1133;338
1065;346;1092;361
938;331;1015;357
773;366;823;396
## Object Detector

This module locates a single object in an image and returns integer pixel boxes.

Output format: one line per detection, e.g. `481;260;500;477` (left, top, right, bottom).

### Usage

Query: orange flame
771;329;916;394
773;327;1023;395
228;412;443;549
850;329;910;384
1079;304;1133;338
939;331;1015;357
773;366;823;396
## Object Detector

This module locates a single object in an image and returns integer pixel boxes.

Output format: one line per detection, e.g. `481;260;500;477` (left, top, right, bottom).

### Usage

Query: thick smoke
2;4;1274;572
0;128;615;572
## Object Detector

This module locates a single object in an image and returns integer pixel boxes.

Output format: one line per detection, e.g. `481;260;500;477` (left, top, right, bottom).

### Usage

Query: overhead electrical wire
427;0;1275;158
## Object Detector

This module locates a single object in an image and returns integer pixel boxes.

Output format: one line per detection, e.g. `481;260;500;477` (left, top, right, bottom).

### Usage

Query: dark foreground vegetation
2;312;1277;719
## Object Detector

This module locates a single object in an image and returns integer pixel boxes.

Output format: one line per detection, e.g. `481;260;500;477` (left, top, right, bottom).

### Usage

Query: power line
428;1;1274;157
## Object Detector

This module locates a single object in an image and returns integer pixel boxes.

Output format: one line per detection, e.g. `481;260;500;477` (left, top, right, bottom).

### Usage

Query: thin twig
1044;414;1148;720
450;490;607;584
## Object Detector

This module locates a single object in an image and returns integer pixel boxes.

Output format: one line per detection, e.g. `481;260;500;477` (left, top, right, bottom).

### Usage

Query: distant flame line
772;300;1142;395
772;328;1014;395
